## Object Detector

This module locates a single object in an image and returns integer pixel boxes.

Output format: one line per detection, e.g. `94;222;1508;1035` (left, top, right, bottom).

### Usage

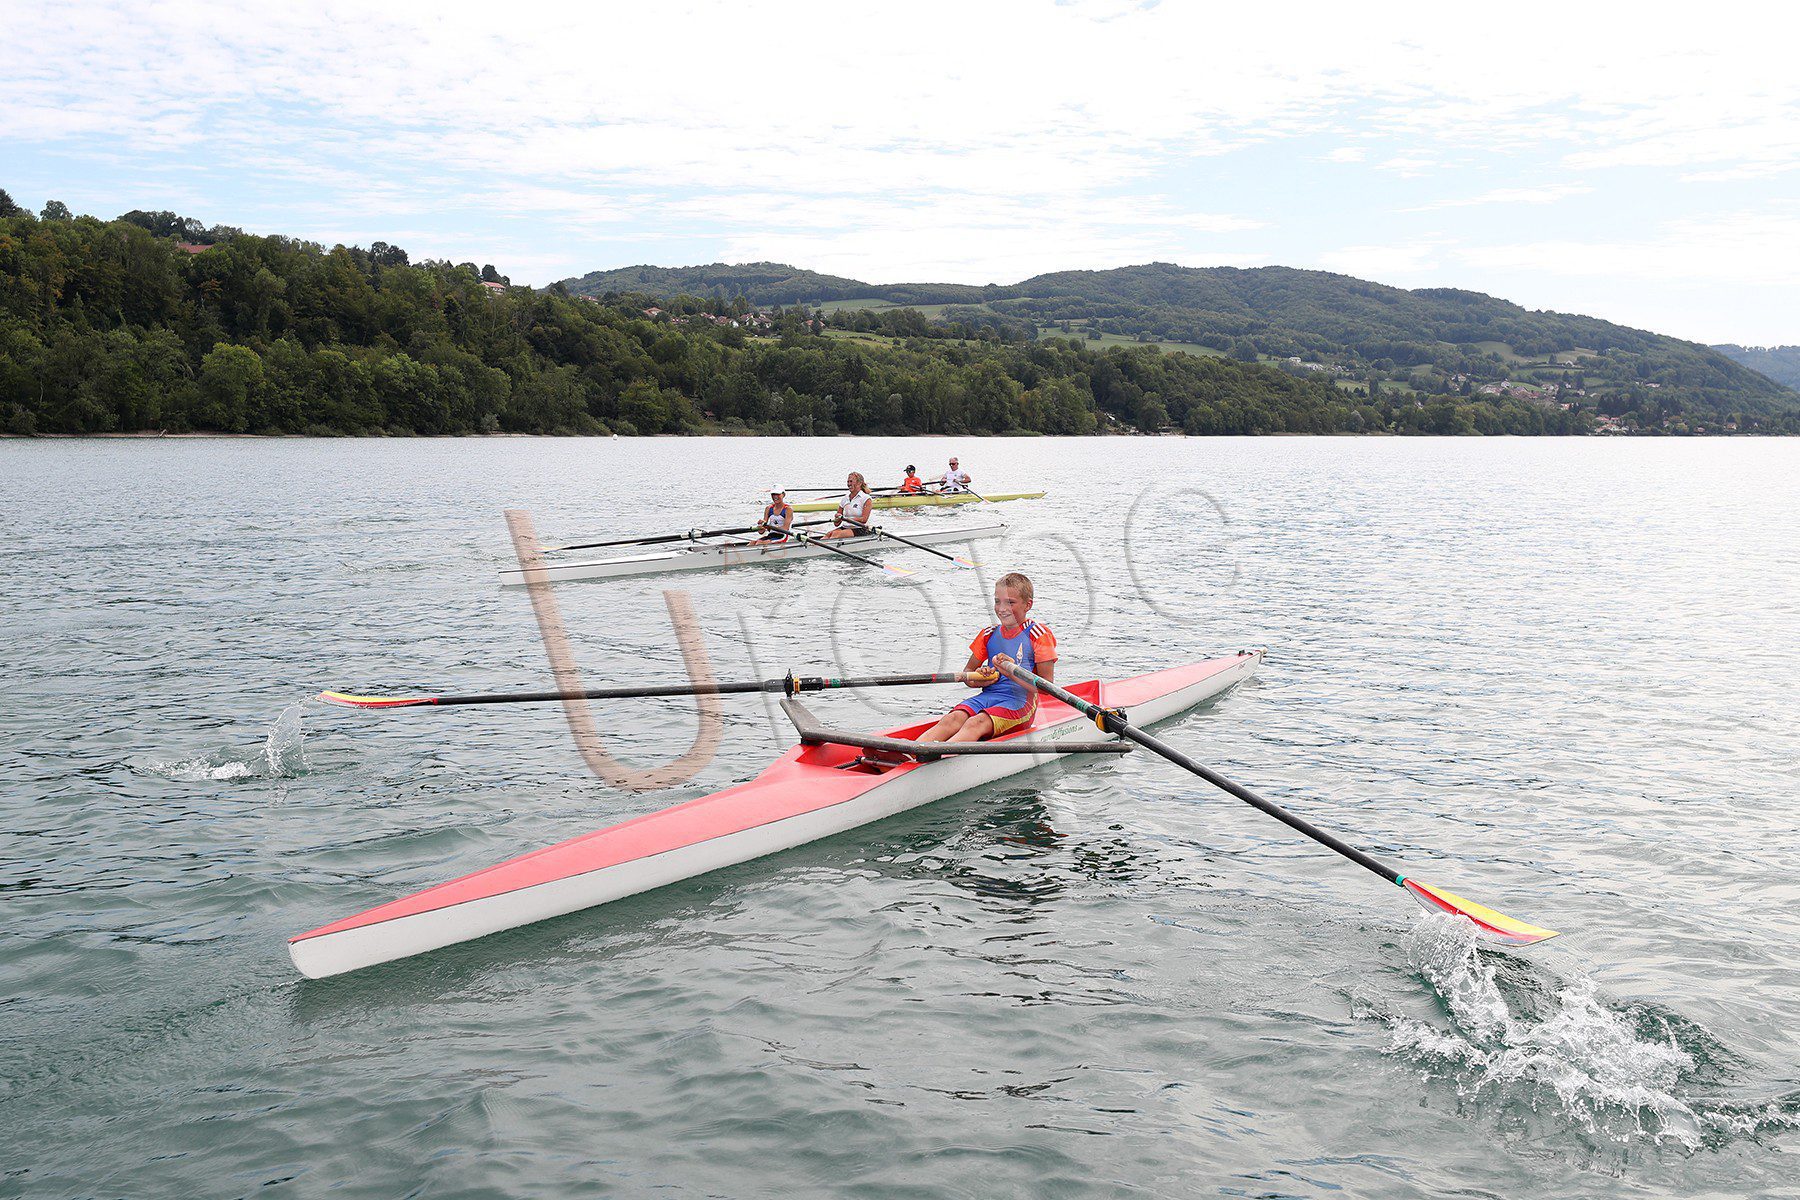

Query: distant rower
938;456;972;493
898;464;924;494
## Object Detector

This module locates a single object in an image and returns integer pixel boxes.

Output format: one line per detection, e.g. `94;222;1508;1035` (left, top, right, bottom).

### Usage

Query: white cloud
1316;238;1453;281
1681;161;1800;184
1378;157;1436;178
1457;208;1800;288
1320;207;1800;292
10;1;1796;197
659;191;1266;283
1406;184;1593;212
1304;209;1800;341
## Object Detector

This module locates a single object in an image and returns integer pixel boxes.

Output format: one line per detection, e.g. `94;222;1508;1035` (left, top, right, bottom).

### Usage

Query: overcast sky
5;0;1797;344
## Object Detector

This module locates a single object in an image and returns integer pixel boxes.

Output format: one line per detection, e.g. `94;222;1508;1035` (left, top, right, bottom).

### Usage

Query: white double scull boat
501;521;1004;585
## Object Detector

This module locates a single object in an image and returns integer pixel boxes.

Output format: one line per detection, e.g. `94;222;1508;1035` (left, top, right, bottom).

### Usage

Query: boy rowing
918;572;1056;744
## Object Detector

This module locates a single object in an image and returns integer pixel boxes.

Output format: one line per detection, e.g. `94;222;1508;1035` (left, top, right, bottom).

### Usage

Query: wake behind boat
502;520;1004;585
292;653;1262;978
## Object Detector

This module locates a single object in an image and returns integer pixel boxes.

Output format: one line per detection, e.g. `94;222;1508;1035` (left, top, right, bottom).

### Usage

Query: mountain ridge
559;261;1796;423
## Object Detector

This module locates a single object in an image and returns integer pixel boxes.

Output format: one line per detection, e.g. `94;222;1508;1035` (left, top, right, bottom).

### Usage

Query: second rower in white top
825;471;874;539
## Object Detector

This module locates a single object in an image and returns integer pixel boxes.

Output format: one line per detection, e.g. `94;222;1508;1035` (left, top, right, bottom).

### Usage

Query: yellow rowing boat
791;490;1046;513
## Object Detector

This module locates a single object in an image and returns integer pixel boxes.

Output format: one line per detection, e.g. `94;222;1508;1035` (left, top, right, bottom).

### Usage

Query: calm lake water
2;436;1797;1198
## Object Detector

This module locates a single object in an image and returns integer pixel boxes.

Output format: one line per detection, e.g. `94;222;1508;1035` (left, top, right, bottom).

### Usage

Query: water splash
146;754;260;782
262;702;308;776
142;703;309;783
1362;913;1800;1156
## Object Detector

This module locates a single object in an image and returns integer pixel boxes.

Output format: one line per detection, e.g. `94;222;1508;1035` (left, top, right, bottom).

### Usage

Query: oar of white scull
777;524;916;579
546;517;834;554
844;518;979;568
322;669;982;709
992;657;1560;947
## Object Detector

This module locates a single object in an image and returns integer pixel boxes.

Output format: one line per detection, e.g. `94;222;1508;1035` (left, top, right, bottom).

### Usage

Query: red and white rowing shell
289;652;1263;978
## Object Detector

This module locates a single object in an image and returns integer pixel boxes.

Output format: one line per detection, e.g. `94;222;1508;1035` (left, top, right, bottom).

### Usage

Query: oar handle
992;656;1404;887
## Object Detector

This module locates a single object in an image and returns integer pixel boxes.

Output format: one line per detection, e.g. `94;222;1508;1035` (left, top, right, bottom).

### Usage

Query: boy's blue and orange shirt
967;620;1057;709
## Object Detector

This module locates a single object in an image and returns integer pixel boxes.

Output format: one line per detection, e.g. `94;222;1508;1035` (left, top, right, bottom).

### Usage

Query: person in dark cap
898;464;924;494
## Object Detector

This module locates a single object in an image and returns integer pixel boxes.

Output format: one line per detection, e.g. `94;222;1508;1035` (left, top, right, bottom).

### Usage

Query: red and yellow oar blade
1402;878;1559;945
318;690;440;709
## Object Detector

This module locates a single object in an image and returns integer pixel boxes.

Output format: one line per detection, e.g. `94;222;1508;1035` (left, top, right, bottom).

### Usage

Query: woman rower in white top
824;471;873;539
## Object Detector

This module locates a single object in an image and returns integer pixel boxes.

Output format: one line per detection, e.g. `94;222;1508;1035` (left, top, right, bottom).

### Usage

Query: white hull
500;522;1005;585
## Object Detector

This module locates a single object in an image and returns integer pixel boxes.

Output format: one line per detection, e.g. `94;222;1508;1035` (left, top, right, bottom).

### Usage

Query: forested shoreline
0;202;1675;437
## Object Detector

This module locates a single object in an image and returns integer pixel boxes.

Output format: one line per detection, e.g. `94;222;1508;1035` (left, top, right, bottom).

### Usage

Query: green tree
40;200;72;221
1024;377;1095;434
0;320;48;411
372;354;448;433
618;379;670;434
195;343;264;431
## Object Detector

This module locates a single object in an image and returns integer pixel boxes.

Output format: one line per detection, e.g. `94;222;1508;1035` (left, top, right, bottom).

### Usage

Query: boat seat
780;698;1132;759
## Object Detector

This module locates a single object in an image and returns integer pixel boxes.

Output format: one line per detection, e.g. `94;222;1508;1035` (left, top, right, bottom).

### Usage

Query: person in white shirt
825;471;873;539
938;456;972;493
